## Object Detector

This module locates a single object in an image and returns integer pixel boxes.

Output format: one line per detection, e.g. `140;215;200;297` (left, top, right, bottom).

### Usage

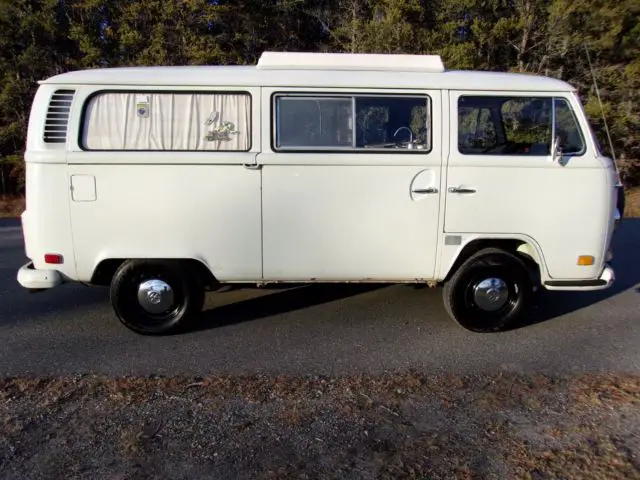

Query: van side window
274;94;431;152
81;91;251;151
458;95;585;156
276;97;353;148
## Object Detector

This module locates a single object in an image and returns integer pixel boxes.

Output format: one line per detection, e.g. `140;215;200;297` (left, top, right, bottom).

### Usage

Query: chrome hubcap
473;277;509;312
137;279;175;314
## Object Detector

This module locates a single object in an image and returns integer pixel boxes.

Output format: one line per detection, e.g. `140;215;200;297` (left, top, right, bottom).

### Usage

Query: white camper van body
17;52;620;334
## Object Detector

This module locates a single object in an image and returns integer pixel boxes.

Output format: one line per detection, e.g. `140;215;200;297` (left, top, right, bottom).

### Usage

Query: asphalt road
1;218;638;378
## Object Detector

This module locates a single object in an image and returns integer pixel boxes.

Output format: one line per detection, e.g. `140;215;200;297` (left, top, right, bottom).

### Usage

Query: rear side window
458;95;585;156
81;91;251;151
274;94;431;152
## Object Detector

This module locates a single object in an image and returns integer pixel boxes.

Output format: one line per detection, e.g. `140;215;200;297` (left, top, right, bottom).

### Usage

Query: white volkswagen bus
17;51;621;335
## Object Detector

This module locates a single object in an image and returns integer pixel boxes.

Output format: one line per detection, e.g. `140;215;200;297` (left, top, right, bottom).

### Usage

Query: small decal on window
136;94;150;118
204;112;239;142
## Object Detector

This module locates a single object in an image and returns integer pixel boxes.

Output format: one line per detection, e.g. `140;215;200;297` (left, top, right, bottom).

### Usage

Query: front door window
457;95;585;157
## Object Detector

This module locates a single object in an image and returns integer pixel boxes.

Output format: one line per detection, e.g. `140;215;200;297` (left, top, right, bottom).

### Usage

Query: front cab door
444;90;612;282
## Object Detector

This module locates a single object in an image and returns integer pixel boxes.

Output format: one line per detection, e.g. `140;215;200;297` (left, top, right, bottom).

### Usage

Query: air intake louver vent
44;89;75;144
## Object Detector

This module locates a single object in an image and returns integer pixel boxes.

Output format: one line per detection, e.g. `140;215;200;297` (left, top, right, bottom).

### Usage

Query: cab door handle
448;186;476;194
412;187;438;194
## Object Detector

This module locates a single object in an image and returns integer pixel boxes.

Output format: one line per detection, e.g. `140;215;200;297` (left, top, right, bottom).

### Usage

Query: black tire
443;248;533;333
110;259;204;335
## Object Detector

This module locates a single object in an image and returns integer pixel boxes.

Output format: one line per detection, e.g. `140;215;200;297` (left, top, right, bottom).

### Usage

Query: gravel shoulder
1;372;639;479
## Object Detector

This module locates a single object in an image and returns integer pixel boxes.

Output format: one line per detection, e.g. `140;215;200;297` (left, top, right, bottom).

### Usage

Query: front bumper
543;263;616;291
17;261;64;290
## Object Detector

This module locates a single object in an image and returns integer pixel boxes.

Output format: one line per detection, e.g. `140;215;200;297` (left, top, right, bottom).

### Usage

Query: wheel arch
441;236;548;285
90;257;218;289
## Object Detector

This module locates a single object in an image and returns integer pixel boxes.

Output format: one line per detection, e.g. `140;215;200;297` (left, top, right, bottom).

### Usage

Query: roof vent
44;89;75;144
257;51;445;73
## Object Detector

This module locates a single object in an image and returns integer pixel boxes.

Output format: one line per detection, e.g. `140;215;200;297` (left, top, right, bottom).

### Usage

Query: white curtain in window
82;92;251;151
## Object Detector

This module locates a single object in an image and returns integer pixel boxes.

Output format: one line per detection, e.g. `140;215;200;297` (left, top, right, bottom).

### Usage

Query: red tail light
44;253;64;264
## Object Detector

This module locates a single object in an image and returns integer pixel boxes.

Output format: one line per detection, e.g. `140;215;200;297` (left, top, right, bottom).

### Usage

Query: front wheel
443;248;533;332
110;260;204;335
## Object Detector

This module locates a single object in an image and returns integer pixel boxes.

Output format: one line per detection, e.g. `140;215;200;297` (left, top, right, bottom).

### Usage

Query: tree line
1;0;638;194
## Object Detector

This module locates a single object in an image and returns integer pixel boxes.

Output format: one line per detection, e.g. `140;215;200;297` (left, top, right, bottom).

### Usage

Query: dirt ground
627;188;640;217
1;372;638;480
0;196;23;219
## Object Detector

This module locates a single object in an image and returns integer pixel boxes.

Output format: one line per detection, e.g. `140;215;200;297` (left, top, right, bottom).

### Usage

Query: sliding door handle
448;186;476;194
412;187;438;194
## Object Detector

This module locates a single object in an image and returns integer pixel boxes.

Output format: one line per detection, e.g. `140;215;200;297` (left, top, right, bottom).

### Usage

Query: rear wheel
110;259;204;335
443;248;533;332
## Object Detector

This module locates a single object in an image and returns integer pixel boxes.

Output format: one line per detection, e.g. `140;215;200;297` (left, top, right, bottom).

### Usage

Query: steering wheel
393;126;414;148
